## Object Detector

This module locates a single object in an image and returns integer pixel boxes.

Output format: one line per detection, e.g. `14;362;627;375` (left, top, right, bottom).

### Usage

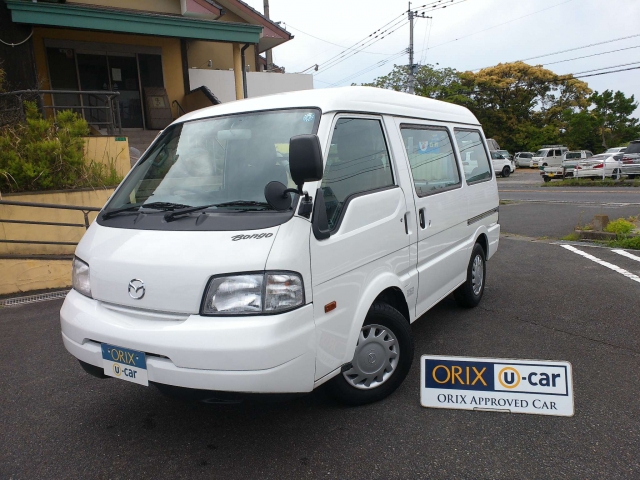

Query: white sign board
421;355;573;416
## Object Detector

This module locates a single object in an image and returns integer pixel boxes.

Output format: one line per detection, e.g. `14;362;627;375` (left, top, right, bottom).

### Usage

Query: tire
454;243;486;308
628;174;636;179
501;166;510;178
612;169;621;180
327;303;414;406
543;176;551;183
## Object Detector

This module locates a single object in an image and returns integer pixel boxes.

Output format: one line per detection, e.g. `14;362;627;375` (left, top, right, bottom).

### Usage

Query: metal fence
0;89;123;135
0;200;101;247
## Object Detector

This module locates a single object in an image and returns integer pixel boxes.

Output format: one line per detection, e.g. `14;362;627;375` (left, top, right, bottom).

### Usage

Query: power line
415;0;576;56
312;0;463;77
329;50;408;86
283;23;395;55
542;44;640;66
569;60;640;76
314;19;409;76
472;33;640;71
307;13;409;74
318;0;467;81
574;65;640;79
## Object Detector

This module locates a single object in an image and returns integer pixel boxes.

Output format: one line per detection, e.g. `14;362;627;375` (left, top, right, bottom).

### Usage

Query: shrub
604;218;635;235
0;102;121;192
608;236;640;250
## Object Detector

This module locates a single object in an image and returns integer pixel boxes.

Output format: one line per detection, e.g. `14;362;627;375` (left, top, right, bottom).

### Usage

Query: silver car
514;152;534;167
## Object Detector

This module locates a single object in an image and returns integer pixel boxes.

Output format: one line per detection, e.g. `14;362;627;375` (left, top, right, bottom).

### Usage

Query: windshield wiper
102;202;191;220
164;201;273;222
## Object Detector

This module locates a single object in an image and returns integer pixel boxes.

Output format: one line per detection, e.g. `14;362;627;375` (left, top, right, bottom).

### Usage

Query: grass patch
607;236;640;250
541;178;640;187
561;232;581;241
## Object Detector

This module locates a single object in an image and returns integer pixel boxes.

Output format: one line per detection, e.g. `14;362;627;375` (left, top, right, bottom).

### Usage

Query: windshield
105;109;320;213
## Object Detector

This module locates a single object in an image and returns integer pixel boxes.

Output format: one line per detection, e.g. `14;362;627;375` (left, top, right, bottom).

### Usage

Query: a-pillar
232;44;244;100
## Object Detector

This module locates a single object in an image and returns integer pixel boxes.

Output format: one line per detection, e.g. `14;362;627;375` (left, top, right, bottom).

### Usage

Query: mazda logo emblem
128;279;145;299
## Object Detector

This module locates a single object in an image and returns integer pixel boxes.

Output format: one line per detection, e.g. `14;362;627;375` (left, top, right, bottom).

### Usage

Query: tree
362;63;465;101
457;62;592;152
590;90;640;149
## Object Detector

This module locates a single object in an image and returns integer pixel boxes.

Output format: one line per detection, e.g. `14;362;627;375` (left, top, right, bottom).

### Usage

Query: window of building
400;126;460;196
321;118;394;230
454;130;492;183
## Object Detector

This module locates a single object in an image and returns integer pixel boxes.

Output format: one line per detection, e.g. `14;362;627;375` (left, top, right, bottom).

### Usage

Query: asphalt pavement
2;237;640;479
498;169;640;238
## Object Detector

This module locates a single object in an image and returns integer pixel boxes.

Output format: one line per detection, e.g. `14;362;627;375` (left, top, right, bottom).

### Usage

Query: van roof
176;86;480;126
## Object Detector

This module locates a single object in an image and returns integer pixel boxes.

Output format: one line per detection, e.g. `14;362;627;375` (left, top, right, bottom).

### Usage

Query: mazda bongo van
61;87;500;405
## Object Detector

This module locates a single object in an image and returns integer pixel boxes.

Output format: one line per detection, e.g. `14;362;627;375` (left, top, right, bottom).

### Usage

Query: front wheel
543;176;551;183
502;166;511;178
327;303;414;406
454;243;486;308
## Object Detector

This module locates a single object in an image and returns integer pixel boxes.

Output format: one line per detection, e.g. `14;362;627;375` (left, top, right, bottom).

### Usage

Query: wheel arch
343;273;411;370
475;232;489;259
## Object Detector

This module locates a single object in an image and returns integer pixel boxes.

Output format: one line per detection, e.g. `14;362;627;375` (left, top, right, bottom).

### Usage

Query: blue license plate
101;343;148;386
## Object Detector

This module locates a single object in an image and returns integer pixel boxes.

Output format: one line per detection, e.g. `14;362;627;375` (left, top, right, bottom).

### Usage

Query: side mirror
264;181;293;211
289;134;323;191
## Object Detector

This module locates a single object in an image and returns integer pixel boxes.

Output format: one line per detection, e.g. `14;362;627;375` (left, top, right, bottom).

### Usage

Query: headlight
72;256;92;298
202;272;304;315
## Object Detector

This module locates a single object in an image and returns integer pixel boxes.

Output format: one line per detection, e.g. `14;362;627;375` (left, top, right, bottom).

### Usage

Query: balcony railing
0;89;123;135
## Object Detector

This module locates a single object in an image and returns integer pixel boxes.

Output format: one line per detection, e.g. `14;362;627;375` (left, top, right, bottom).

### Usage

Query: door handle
403;212;410;234
419;208;426;229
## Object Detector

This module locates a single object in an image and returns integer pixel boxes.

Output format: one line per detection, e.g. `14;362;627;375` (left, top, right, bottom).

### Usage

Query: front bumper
60;290;316;393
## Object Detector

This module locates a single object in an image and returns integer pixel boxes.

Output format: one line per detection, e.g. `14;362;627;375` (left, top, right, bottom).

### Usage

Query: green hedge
0;102;121;193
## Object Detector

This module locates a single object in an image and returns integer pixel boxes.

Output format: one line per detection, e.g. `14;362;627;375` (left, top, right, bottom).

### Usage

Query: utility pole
408;2;415;94
407;4;430;95
264;0;273;70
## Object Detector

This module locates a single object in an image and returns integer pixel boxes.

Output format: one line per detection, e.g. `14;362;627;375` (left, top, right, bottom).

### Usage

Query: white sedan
574;153;625;179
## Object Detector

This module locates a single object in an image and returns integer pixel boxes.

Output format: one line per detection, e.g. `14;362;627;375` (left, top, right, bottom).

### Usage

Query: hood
76;223;279;313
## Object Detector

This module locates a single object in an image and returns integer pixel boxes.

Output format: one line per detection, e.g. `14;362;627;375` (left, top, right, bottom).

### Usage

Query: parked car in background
573;153;625;179
605;146;627;154
514;152;534;167
486;138;500;151
561;150;594;173
620;139;640;178
496;149;513;160
531;145;568;168
491;151;515;177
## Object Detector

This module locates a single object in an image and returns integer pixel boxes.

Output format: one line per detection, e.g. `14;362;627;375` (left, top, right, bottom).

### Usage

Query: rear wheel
501;166;511;178
628;174;636;179
612;168;622;180
454;243;486;308
327;303;414;406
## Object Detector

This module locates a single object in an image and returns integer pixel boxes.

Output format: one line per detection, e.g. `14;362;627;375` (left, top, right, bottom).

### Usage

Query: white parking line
560;244;640;284
612;249;640;263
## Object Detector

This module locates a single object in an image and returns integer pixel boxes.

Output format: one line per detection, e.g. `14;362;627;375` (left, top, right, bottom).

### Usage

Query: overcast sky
244;0;640;113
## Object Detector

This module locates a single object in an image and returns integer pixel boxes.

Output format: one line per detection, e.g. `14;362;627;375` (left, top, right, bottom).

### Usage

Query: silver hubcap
343;324;399;389
472;254;484;295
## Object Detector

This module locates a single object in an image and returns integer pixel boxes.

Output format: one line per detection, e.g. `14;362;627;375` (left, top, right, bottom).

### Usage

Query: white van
61;87;500;405
531;145;568;168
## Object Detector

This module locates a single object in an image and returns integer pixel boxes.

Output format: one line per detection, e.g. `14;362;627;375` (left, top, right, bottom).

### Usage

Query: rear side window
400;126;460;196
454;130;492;184
321;118;394;230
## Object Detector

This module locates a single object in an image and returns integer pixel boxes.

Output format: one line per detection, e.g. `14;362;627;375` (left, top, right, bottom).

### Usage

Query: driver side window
321;118;394;231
